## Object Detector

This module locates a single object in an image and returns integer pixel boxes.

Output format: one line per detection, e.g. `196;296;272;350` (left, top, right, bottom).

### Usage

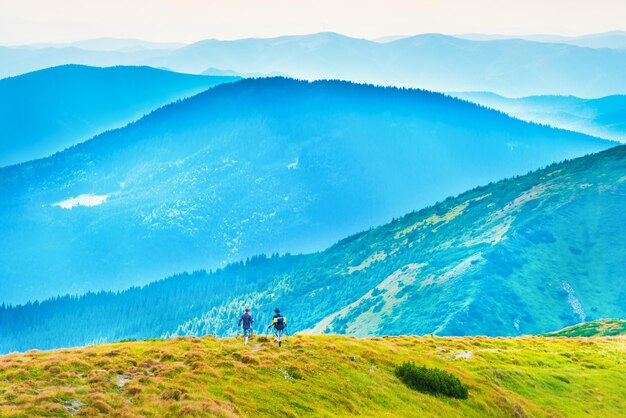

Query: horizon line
3;29;626;48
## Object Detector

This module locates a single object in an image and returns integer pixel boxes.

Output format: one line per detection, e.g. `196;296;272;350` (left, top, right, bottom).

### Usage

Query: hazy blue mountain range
0;77;611;305
453;92;626;143
2;144;624;353
3;33;626;96
0;65;238;166
457;31;626;50
0;45;167;80
18;38;186;51
201;67;288;78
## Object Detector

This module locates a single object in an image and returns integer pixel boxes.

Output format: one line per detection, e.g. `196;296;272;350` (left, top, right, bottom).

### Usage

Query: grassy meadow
0;334;625;417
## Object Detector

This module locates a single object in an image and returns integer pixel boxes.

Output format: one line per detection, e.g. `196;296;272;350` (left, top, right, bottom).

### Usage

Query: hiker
238;308;254;345
267;308;287;347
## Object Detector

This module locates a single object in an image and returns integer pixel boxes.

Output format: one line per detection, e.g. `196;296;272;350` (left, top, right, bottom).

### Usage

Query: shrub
395;362;468;399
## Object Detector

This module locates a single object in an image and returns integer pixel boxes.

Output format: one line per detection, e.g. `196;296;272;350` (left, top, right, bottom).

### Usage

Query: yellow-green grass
0;335;625;417
543;319;626;337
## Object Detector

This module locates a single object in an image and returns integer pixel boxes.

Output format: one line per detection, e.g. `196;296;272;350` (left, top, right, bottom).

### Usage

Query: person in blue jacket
238;308;254;345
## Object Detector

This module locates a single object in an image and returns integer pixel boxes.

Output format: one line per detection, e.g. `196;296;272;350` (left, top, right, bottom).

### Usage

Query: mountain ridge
3;33;626;96
0;64;238;166
0;77;611;305
457;31;626;49
2;143;624;352
452;91;626;143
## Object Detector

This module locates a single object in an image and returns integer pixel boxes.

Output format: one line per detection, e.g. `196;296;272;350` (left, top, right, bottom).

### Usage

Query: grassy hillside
544;319;626;337
1;77;609;305
0;335;624;417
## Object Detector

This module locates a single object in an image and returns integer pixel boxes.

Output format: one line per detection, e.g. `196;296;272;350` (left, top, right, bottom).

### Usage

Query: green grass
543;319;626;337
0;335;625;417
395;361;468;399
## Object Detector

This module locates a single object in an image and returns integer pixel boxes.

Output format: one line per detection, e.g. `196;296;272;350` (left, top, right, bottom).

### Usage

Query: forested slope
1;77;608;304
2;145;625;352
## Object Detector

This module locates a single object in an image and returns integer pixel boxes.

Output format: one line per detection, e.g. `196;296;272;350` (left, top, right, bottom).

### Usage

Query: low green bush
395;361;468;399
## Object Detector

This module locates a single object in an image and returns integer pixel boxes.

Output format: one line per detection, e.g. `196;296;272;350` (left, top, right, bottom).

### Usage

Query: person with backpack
238;308;254;345
267;308;287;347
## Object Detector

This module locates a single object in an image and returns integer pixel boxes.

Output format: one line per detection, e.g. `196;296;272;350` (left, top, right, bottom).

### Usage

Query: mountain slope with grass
2;145;625;353
543;319;626;337
0;335;624;417
453;92;626;143
0;77;609;305
0;65;237;166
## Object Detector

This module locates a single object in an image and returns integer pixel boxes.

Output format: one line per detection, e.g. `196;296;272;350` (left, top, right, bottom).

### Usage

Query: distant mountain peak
4;33;626;95
0;65;238;166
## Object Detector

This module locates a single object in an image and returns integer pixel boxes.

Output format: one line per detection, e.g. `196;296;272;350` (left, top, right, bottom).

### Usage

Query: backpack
275;316;286;330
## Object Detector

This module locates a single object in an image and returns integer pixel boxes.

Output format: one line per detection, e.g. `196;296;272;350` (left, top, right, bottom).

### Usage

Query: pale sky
1;0;625;45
